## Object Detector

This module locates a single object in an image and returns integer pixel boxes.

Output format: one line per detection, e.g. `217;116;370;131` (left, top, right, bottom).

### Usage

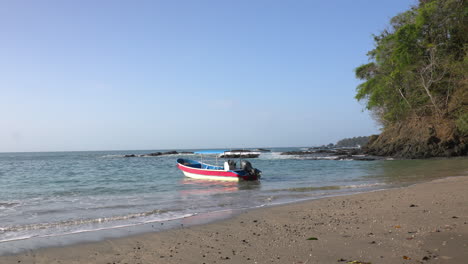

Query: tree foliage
355;0;467;132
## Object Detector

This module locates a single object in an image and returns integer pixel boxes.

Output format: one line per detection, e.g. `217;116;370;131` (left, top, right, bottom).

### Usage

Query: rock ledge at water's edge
364;117;467;159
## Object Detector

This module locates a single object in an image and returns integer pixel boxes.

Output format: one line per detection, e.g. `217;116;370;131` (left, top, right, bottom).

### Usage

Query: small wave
0;213;196;243
0;202;20;209
0;209;170;233
272;185;342;192
342;183;387;189
272;182;387;193
100;154;125;158
258;152;295;160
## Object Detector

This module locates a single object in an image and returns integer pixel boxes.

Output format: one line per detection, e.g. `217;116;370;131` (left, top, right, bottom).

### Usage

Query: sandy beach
1;176;467;264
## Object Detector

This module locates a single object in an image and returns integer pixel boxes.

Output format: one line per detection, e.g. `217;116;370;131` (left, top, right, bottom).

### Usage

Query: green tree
355;0;467;132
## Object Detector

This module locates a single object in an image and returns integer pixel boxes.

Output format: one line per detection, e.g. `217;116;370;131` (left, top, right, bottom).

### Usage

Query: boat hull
176;159;260;181
179;169;241;181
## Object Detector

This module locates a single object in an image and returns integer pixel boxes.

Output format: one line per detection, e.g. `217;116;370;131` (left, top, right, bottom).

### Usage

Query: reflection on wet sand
179;178;261;196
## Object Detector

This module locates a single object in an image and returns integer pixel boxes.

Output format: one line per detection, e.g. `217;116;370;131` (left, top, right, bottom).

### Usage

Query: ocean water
0;149;467;253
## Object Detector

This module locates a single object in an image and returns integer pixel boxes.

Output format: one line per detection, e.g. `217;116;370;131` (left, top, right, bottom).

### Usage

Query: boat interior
178;159;224;170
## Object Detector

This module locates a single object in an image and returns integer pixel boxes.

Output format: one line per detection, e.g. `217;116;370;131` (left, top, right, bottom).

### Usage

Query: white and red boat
176;150;261;181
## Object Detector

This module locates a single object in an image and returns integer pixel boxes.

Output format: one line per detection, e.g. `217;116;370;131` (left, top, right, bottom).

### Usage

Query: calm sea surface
0;149;467;253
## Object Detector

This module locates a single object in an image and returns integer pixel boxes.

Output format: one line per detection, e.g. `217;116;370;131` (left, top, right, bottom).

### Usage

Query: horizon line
0;145;323;154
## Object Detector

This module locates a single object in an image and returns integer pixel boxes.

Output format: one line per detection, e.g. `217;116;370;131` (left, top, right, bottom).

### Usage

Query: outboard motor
241;160;261;178
240;160;253;171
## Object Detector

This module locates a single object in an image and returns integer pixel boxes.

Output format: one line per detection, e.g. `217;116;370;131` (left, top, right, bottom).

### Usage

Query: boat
176;150;261;181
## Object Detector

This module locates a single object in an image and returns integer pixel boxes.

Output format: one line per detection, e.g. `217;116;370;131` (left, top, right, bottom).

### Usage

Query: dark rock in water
342;155;384;161
281;149;363;156
162;151;178;155
145;152;162;156
280;151;314;155
143;151;178;157
220;154;260;158
304;155;384;161
330;148;363;156
313;149;336;154
124;151;181;158
179;151;194;154
330;150;348;155
254;148;271;152
280;149;382;161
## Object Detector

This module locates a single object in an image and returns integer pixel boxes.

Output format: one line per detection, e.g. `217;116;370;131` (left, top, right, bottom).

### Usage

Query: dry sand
1;176;467;264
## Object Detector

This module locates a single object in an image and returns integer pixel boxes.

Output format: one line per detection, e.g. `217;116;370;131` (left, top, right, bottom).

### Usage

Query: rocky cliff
364;116;467;159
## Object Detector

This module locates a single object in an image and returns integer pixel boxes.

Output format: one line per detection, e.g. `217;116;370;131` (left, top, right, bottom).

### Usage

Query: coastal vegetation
335;136;370;148
355;0;467;158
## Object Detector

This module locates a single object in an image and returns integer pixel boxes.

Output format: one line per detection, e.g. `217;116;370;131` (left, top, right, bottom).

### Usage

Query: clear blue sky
0;0;416;152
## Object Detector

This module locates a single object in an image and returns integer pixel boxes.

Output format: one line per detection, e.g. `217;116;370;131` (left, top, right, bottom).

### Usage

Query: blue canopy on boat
194;150;227;154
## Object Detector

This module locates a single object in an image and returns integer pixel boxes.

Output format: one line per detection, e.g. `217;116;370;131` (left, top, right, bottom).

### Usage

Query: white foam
258;152;295;160
0;212;196;243
343;182;386;189
100;154;124;158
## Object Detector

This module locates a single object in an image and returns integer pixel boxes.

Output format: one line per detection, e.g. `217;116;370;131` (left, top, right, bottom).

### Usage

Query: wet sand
1;176;467;264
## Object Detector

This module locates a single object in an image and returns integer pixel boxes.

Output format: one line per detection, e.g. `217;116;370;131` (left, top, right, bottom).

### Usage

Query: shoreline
1;175;467;263
0;183;390;256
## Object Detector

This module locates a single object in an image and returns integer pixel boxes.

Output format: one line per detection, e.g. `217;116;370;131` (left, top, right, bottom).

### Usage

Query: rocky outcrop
123;151;193;158
364;117;467;159
220;150;261;158
280;149;385;161
253;148;271;152
144;151;178;156
281;151;315;155
281;148;363;156
320;155;385;161
220;153;260;158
